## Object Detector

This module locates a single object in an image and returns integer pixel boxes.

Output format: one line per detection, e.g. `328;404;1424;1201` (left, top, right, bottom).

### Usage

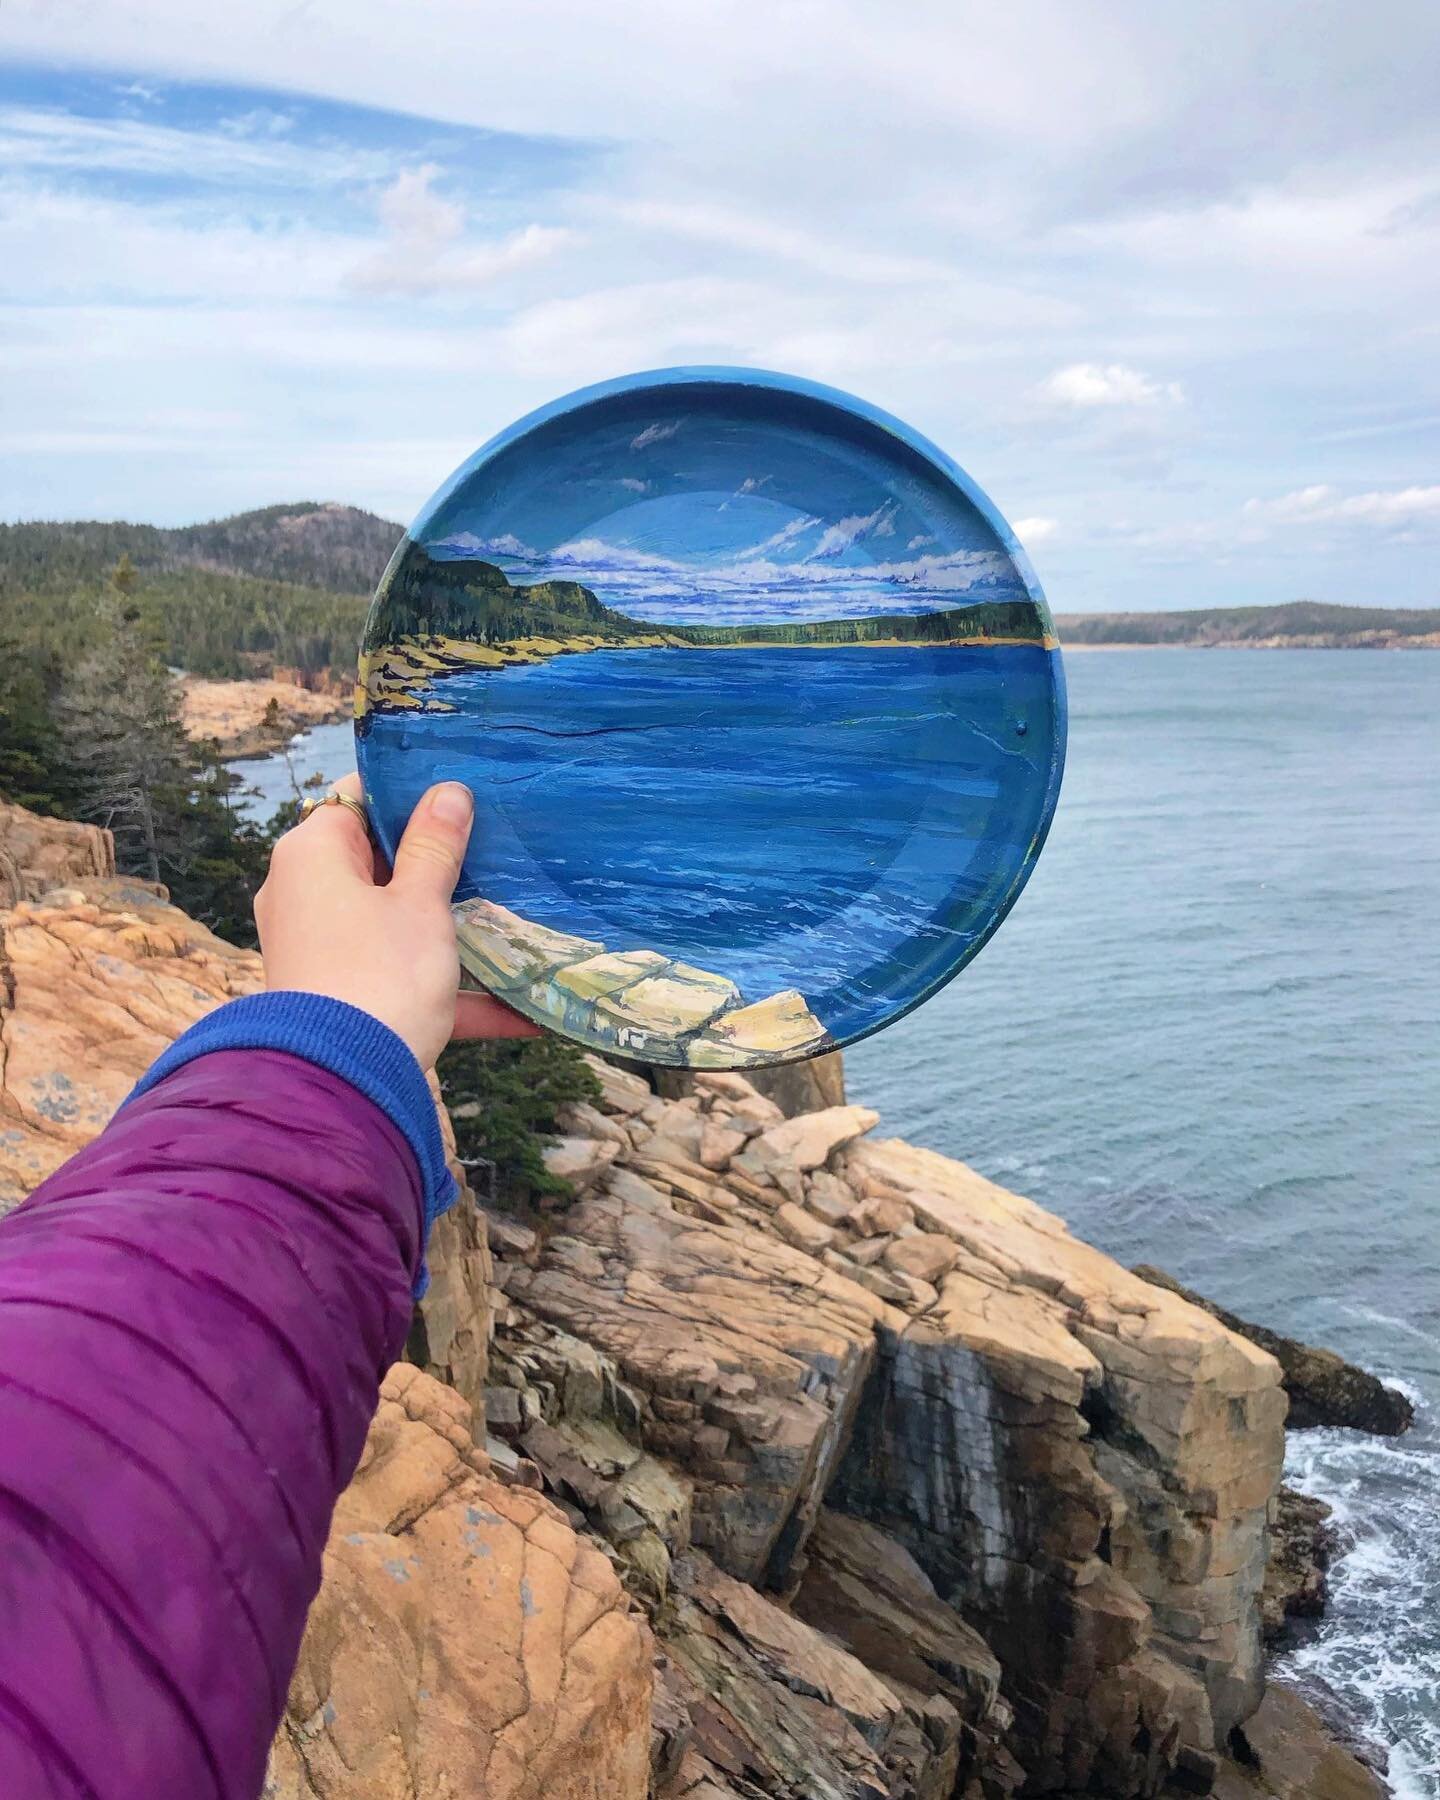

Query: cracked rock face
655;1552;971;1800
0;799;114;907
831;1137;1287;1793
0;875;261;1206
266;1366;653;1800
504;1162;886;1585
485;1064;1294;1795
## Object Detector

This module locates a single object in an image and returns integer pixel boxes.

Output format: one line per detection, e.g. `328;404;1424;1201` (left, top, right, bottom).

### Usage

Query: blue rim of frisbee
362;365;1067;1063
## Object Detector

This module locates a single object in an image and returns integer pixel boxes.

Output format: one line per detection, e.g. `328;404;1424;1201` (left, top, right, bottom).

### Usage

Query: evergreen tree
54;563;192;884
437;1036;602;1209
0;636;73;815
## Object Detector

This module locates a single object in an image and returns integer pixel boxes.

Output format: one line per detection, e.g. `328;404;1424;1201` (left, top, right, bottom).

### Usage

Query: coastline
0;793;1409;1797
181;674;351;757
1060;636;1440;652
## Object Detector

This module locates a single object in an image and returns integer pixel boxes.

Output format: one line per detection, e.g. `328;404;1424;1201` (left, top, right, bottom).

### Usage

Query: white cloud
1040;363;1184;407
1243;484;1440;525
3;2;1438;609
348;165;571;295
1012;516;1059;543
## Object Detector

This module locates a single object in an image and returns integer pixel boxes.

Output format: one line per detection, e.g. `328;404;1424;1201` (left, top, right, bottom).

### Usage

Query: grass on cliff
438;1036;602;1210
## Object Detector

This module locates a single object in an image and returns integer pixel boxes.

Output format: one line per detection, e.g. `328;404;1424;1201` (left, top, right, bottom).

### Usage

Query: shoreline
1061;637;1440;652
181;674;351;757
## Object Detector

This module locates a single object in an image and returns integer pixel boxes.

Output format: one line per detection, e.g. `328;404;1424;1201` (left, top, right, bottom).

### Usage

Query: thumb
390;781;474;899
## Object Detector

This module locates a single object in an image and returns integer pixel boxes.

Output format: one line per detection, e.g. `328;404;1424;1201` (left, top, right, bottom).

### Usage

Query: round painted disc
357;367;1066;1070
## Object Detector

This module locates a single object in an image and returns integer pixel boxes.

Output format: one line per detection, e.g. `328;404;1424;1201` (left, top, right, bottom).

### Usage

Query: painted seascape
356;370;1066;1068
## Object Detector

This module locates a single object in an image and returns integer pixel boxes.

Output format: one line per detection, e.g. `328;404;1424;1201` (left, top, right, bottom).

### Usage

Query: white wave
1280;1412;1440;1794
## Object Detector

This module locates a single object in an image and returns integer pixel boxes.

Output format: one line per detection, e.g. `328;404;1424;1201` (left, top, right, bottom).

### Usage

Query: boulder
1209;1682;1388;1799
1261;1487;1339;1643
266;1366;653;1799
1134;1266;1414;1435
883;1231;961;1284
772;1200;836;1255
747;1103;880;1175
542;1135;621;1192
0;798;113;905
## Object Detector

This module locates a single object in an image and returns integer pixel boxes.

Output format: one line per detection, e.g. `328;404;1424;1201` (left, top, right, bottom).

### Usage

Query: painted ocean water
356;642;1062;1044
239;646;1438;1785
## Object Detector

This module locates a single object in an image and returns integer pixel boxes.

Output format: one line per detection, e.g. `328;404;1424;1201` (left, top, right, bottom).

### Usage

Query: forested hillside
0;502;401;677
1055;599;1440;647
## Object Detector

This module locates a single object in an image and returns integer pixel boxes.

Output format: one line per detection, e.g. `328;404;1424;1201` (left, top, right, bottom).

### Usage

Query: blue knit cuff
124;991;457;1297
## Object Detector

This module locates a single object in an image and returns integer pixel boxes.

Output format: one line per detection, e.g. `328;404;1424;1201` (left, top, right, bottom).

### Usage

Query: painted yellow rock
688;989;830;1066
594;967;741;1046
552;950;668;1003
453;899;603;992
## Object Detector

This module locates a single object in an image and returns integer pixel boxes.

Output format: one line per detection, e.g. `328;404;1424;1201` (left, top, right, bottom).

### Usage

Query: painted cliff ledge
453;897;831;1069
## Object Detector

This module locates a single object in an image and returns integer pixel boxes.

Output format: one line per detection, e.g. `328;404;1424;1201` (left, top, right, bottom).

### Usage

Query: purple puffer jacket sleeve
0;994;448;1799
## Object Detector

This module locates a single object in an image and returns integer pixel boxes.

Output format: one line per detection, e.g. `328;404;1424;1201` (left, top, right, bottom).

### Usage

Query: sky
1;0;1437;611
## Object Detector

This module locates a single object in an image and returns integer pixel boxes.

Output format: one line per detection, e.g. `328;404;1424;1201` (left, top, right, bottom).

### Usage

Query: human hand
254;772;540;1069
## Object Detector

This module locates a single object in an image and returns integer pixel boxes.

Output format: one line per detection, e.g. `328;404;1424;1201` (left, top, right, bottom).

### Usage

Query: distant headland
1056;599;1440;650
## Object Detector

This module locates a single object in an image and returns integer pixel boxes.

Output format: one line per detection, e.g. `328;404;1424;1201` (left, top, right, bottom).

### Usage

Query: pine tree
0;637;73;814
54;563;192;884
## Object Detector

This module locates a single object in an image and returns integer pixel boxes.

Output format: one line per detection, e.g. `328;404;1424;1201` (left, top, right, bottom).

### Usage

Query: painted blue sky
419;381;1032;624
1;5;1438;610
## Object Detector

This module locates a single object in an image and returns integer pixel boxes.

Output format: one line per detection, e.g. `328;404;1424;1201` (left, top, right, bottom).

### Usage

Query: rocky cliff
0;802;1391;1800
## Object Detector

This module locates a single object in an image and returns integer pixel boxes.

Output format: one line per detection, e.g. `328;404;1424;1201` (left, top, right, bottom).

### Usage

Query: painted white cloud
630;420;681;450
1242;484;1440;525
809;501;899;558
1040;363;1184;407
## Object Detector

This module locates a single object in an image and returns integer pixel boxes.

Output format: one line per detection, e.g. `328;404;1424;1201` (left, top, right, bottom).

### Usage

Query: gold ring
299;791;370;831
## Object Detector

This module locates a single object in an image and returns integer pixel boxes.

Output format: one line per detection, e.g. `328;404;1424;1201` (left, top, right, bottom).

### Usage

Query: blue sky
1;2;1437;610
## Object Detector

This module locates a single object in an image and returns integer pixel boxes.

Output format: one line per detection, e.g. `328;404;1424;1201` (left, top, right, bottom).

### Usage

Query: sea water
237;646;1439;1785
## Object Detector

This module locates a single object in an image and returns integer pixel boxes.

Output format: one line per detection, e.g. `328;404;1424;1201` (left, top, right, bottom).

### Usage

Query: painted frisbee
356;367;1066;1070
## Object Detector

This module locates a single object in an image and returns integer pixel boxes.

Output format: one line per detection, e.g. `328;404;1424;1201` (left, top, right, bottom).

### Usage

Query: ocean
234;647;1439;1788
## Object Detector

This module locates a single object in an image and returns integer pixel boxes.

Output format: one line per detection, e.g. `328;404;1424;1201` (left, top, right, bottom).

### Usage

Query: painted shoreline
359;629;1060;718
454;896;835;1069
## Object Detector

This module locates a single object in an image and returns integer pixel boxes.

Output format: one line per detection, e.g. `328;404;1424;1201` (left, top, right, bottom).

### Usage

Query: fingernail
429;782;474;827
